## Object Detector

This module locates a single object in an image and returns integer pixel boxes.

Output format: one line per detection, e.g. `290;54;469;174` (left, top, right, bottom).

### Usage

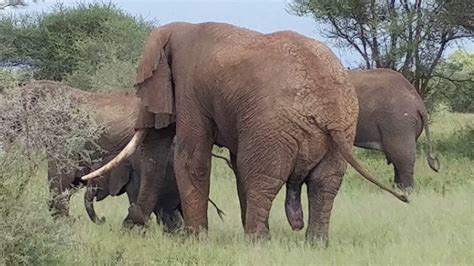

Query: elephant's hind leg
383;134;416;190
305;148;346;246
237;140;294;241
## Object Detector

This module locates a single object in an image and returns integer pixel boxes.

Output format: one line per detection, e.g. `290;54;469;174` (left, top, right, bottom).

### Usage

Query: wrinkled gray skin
285;69;440;231
349;69;440;189
84;142;183;233
84;22;408;246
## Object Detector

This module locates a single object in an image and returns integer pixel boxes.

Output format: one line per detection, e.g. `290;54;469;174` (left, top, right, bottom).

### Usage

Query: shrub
0;80;110;263
0;148;73;265
428;51;474;113
0;2;153;91
0;68;17;91
0;80;106;178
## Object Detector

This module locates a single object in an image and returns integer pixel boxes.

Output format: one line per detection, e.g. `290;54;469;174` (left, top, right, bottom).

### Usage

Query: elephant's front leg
305;150;345;247
174;120;214;235
126;127;175;226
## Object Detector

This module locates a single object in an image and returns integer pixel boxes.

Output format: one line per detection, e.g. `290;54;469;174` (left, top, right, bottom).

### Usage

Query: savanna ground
1;111;473;265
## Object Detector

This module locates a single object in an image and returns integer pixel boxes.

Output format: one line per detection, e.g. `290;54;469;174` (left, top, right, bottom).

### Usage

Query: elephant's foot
156;208;184;234
244;174;285;242
245;224;271;243
305;230;329;248
122;204;147;229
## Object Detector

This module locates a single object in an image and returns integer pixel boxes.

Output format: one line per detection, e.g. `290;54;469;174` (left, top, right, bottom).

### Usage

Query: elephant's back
83;90;139;152
348;69;425;145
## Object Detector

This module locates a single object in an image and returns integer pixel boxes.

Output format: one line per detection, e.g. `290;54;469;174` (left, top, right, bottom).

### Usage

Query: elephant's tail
208;198;226;221
329;130;409;203
418;110;440;172
211;152;233;170
81;129;148;181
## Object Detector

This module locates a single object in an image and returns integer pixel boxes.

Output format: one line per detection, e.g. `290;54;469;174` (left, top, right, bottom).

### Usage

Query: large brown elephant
349;69;440;189
83;22;407;244
285;68;440;231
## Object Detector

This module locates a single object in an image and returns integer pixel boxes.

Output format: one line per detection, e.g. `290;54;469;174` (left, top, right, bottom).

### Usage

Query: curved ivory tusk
81;129;148;181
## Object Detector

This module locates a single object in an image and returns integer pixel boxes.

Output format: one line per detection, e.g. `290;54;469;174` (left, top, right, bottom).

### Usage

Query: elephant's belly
354;121;383;151
354;141;384;151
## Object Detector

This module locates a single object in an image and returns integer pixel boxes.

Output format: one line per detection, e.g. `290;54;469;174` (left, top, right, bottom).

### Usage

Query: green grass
3;112;474;265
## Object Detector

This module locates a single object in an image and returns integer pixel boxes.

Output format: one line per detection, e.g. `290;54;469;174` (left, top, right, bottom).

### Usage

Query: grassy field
2;112;473;265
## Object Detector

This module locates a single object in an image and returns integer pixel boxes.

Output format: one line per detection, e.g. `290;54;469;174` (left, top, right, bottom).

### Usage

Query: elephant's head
84;160;133;224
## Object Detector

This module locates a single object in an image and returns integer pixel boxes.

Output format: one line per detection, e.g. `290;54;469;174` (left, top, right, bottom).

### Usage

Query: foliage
429;50;474;112
0;80;106;174
0;68;17;91
0;2;153;91
0;149;73;265
0;80;107;263
289;0;474;98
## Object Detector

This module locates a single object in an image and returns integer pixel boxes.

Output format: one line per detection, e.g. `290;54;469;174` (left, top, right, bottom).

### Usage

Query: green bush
0;68;17;91
0;80;106;175
0;2;153;91
428;51;474;113
0;149;73;265
0;80;109;264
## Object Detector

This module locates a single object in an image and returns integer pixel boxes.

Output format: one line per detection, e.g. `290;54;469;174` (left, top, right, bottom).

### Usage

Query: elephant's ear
135;28;175;130
108;161;132;196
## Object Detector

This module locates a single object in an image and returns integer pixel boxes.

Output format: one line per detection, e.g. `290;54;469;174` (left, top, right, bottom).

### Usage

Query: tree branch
328;16;372;68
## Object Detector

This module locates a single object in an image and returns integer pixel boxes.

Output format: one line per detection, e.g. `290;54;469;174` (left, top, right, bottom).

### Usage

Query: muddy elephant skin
83;22;407;245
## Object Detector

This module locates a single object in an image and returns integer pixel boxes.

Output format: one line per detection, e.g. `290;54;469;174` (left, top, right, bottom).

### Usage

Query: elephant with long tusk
1;80;225;228
83;141;226;229
82;22;408;245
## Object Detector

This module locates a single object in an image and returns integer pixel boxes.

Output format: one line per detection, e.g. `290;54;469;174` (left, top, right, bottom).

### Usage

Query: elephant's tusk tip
81;173;97;181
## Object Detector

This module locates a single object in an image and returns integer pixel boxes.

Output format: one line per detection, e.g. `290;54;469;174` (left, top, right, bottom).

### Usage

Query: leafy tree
0;2;154;90
289;0;474;98
429;50;474;112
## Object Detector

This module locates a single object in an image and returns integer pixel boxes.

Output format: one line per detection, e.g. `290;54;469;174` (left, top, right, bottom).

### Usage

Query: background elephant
0;80;139;218
84;22;406;245
84;143;184;232
84;139;225;231
31;81;140;218
3;80;224;224
285;68;441;232
349;69;440;189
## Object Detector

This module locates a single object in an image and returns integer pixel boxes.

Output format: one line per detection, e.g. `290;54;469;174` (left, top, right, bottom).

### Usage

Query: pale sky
5;0;473;67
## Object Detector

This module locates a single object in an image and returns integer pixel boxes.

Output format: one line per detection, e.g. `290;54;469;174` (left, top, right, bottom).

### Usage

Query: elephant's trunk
84;186;105;224
81;129;148;181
